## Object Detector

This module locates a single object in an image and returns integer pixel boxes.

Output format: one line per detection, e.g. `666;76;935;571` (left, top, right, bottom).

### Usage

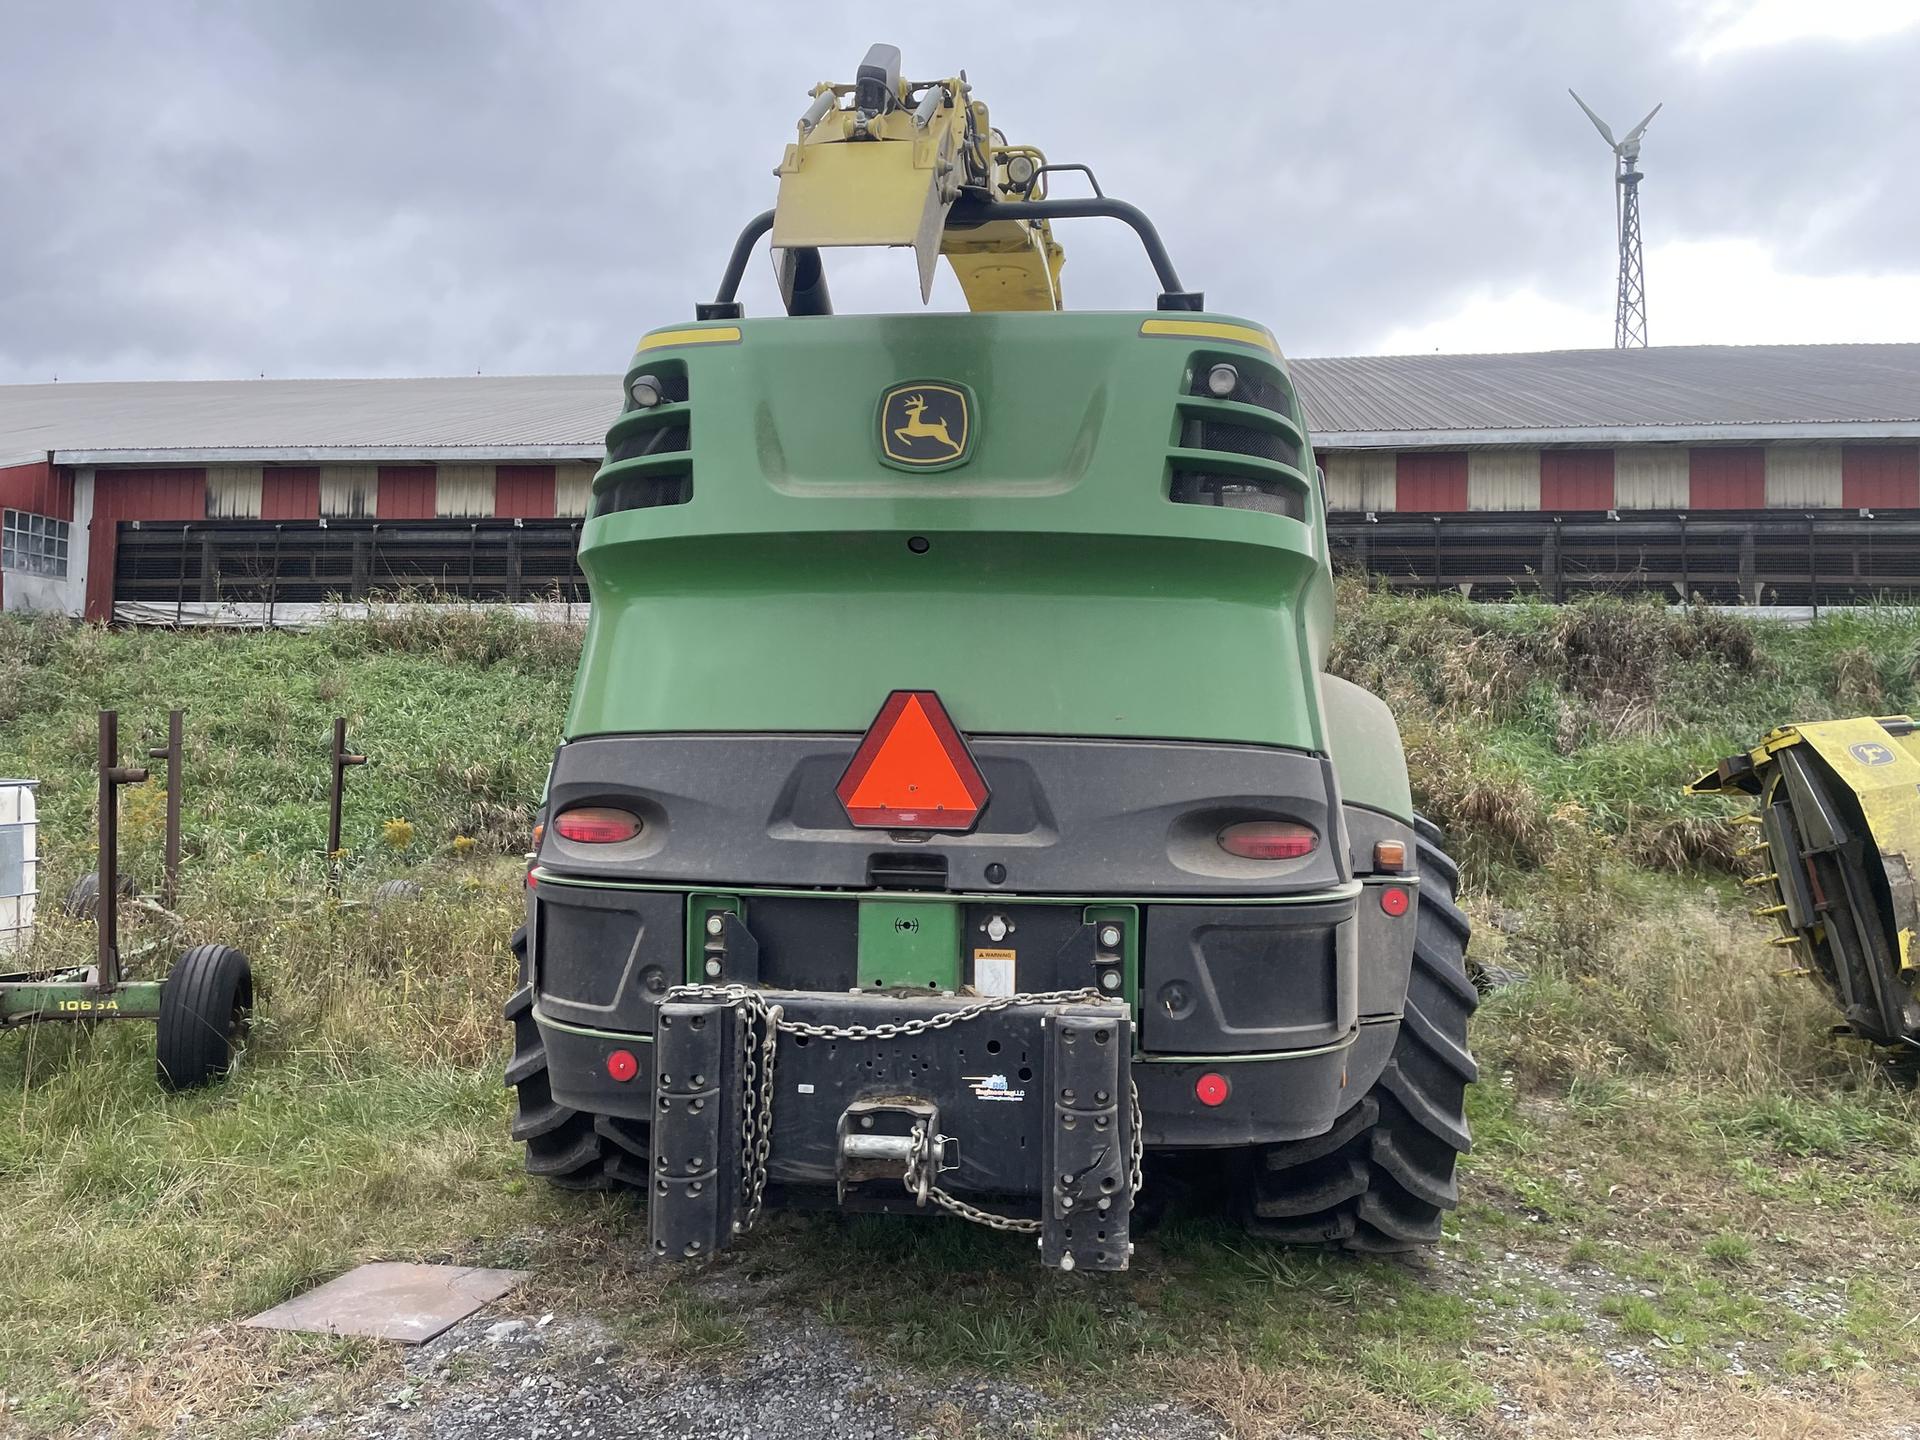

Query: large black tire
63;870;139;921
369;878;422;909
503;926;648;1190
1246;820;1478;1252
156;943;253;1090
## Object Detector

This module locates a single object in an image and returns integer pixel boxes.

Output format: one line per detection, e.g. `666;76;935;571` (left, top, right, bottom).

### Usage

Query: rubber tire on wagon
1245;815;1478;1252
156;943;254;1090
504;926;650;1191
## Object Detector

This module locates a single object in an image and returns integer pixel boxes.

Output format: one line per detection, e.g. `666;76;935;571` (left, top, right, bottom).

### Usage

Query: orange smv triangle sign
836;690;990;831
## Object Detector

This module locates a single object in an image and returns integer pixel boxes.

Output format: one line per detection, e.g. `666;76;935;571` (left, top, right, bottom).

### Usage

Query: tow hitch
648;986;1139;1270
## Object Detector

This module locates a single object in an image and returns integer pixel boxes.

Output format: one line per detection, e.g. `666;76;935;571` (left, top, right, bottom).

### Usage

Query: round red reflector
553;806;643;844
607;1049;638;1083
1217;820;1318;860
1195;1072;1230;1107
1380;885;1410;917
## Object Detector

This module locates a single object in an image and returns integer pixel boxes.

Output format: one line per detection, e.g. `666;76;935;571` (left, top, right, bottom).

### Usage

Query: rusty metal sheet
243;1262;528;1344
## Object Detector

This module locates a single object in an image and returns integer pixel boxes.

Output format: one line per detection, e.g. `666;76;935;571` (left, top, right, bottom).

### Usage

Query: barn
3;342;1916;622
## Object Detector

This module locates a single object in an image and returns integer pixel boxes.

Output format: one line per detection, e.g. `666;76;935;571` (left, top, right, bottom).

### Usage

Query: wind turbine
1570;90;1662;348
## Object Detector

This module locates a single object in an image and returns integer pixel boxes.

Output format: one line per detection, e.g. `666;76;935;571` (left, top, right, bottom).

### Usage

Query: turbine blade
1621;102;1663;145
1568;89;1616;148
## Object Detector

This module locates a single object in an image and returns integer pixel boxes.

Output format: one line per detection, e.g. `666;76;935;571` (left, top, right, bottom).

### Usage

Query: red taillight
1217;820;1318;860
1380;885;1410;917
607;1049;638;1082
553;806;643;844
1195;1072;1230;1107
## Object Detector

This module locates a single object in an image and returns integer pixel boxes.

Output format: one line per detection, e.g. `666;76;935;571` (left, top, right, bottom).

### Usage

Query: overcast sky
4;0;1917;383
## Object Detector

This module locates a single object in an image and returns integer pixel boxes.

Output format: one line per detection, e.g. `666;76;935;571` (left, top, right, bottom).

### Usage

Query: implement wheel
1246;817;1478;1251
156;943;253;1090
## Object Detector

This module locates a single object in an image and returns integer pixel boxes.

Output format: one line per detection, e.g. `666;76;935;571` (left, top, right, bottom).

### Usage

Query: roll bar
694;197;1203;320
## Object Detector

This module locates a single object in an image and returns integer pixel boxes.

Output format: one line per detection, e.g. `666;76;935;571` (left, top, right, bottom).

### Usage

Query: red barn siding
377;466;436;520
86;468;205;620
1540;450;1614;510
260;467;320;520
1689;447;1765;509
1841;445;1920;509
1395;452;1468;512
495;464;556;519
0;460;71;520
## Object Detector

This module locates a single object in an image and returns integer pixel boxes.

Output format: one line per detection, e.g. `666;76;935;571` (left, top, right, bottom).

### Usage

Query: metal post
1807;514;1820;619
147;709;183;909
97;711;149;992
268;524;283;629
327;717;367;875
174;524;191;627
98;711;116;987
198;525;217;603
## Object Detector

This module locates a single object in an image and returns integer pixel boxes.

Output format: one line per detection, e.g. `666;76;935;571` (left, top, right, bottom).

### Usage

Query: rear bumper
536;997;1396;1152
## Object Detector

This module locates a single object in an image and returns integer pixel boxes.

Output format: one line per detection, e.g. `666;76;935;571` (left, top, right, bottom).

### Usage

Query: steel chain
664;983;1144;1240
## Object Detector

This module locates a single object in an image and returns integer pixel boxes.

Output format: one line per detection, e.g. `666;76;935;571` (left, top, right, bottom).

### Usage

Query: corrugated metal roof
0;375;618;464
3;344;1917;464
1293;343;1920;437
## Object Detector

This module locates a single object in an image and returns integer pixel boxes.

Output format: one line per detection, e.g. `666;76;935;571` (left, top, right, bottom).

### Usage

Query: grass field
3;594;1919;1437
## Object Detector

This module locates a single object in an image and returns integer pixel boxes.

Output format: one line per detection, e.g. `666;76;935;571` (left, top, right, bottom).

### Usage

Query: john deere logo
879;381;972;470
1851;741;1896;767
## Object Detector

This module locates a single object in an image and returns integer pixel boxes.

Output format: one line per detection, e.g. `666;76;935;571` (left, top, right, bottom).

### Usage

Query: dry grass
1511;1361;1913;1440
8;597;1920;1436
1469;884;1866;1093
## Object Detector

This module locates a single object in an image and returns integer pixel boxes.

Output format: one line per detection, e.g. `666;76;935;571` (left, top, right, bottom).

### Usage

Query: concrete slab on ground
243;1261;528;1344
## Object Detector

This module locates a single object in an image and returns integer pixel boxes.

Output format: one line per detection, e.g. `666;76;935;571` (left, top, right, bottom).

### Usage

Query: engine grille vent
1186;419;1302;470
1189;359;1295;416
595;367;692;516
1169;469;1304;519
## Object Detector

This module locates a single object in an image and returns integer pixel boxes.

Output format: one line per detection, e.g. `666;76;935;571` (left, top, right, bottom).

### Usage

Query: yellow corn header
1690;716;1920;1063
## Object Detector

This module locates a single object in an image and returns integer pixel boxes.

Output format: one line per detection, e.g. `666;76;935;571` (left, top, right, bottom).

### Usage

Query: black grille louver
1171;354;1308;521
1189;359;1295;416
595;366;692;516
1169;469;1304;519
1188;419;1303;470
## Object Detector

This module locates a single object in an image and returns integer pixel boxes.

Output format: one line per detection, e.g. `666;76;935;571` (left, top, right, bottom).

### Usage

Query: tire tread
1245;816;1475;1253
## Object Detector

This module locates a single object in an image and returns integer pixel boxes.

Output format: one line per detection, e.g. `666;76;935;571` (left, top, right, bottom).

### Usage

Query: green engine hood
566;310;1333;751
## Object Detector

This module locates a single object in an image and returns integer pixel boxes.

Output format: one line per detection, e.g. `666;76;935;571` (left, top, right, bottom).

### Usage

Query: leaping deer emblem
891;393;962;457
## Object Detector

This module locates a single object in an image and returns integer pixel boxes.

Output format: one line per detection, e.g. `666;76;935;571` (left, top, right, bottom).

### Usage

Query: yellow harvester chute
771;43;1065;311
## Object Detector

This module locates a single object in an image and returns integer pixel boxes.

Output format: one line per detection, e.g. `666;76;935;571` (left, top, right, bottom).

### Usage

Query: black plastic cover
541;733;1343;896
1141;899;1357;1053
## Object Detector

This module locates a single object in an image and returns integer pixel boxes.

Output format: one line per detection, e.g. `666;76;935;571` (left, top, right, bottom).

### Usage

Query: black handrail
696;195;1202;319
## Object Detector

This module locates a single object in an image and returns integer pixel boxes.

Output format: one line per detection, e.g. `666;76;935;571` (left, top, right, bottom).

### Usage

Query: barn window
1;510;69;577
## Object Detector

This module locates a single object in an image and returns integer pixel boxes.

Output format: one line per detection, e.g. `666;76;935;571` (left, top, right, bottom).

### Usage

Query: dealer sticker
966;1073;1026;1103
973;947;1016;997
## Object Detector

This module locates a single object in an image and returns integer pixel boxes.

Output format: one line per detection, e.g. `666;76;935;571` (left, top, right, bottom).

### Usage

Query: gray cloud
2;0;1914;382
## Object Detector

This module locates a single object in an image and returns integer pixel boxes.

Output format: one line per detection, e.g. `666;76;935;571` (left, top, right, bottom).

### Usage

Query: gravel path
293;1307;1226;1440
